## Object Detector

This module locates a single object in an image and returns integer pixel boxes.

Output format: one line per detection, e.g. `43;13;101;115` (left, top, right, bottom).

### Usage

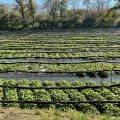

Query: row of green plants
0;33;120;57
1;45;119;51
4;41;118;45
0;30;119;42
0;52;120;59
0;63;120;77
2;43;120;48
1;38;116;44
4;38;112;42
0;35;108;40
0;32;119;44
0;62;119;70
4;43;120;48
4;33;120;40
0;79;119;116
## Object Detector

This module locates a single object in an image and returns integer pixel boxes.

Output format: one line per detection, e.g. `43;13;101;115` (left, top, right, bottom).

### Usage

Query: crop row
1;38;119;43
0;79;119;116
0;63;120;77
0;30;120;81
1;46;120;50
1;44;120;48
1;32;120;43
0;36;120;52
0;52;120;60
3;43;120;47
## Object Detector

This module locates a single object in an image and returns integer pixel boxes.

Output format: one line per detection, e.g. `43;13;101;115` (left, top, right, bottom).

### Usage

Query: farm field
0;79;119;116
0;29;120;116
0;29;120;83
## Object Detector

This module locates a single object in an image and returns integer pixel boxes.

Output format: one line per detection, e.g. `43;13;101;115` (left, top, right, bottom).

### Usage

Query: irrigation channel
0;29;120;84
0;72;120;84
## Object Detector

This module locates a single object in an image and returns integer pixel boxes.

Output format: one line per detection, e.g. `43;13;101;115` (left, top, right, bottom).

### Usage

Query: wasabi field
0;29;120;116
0;29;120;83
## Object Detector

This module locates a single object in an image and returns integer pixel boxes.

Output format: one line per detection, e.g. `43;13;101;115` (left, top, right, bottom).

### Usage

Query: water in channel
0;72;119;84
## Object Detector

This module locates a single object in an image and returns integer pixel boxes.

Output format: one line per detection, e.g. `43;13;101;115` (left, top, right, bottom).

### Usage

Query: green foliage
50;89;69;102
70;81;84;86
3;79;18;107
81;89;105;101
17;79;36;109
102;104;120;116
0;79;3;108
17;79;29;86
85;81;97;86
100;88;117;100
56;80;71;86
0;79;119;115
33;89;52;109
42;80;55;87
50;89;73;111
18;89;36;109
29;80;42;87
42;80;56;94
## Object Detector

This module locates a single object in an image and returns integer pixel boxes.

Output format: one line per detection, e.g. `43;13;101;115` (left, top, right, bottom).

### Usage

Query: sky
0;0;14;4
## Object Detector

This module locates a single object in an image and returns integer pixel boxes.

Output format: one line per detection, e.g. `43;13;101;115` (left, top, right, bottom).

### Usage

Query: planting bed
0;29;120;83
0;79;119;116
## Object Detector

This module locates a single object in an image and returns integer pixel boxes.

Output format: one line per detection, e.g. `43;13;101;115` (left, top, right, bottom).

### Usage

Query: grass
0;108;119;120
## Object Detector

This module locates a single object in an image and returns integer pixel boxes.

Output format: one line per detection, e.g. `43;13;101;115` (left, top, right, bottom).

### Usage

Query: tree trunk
21;5;25;19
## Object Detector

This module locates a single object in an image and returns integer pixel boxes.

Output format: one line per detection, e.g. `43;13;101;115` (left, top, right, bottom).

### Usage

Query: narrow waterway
0;73;119;84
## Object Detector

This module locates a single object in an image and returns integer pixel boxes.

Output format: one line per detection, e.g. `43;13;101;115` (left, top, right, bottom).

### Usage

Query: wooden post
111;67;112;84
2;87;6;107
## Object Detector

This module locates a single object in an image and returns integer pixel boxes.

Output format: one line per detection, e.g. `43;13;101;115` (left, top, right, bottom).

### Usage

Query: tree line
0;0;120;30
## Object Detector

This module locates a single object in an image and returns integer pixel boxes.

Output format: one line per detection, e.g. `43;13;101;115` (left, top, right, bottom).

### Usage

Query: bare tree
92;0;109;10
43;0;60;22
28;0;37;21
83;0;92;16
59;0;68;22
69;0;81;10
15;0;27;19
106;0;111;10
95;0;108;10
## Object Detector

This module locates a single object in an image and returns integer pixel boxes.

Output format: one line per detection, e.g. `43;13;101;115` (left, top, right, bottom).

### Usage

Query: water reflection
0;73;119;84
